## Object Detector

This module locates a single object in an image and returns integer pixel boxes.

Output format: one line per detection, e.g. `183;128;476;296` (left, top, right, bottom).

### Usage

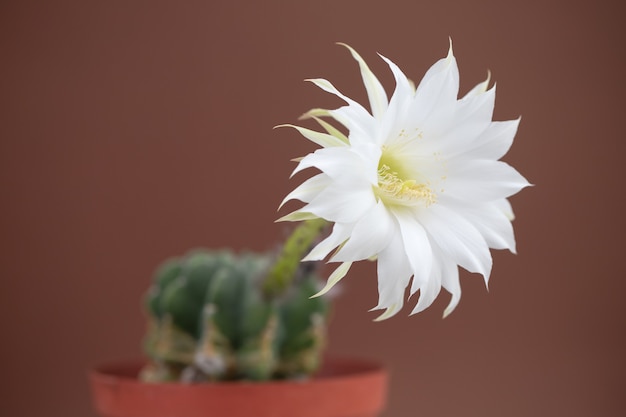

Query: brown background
1;1;624;416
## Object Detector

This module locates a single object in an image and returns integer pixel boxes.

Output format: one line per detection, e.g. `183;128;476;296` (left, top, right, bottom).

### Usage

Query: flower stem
263;218;327;298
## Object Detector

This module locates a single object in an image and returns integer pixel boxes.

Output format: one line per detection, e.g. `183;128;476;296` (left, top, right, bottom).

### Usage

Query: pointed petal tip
310;262;352;297
274;208;291;220
409;304;426;317
442;295;460;319
373;303;401;321
336;42;362;59
299;108;333;121
442;306;454;319
275;211;318;223
483;71;493;93
483;274;490;292
301;248;326;262
304;78;325;87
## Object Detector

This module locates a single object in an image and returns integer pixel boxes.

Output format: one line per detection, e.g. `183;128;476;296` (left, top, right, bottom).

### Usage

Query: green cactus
140;238;331;382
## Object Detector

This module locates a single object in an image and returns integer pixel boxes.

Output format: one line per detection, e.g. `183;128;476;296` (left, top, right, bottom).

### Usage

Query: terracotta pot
89;357;388;417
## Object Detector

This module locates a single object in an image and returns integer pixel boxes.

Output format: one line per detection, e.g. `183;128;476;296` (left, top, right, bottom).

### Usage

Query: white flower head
278;41;530;320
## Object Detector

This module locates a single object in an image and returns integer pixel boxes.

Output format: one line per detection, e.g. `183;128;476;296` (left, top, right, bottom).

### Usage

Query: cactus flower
279;41;530;319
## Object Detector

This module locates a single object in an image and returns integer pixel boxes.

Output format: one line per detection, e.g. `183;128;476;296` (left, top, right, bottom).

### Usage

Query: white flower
278;41;530;319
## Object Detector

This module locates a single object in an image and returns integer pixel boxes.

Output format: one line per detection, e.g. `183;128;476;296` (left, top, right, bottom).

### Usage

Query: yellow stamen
376;164;436;206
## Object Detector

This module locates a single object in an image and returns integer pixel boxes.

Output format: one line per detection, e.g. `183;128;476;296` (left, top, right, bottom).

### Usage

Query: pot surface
89;357;388;417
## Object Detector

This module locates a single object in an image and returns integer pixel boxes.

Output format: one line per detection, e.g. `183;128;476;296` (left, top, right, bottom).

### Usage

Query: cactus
140;245;330;382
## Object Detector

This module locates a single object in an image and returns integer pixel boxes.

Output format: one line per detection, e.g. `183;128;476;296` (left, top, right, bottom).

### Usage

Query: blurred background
1;1;624;416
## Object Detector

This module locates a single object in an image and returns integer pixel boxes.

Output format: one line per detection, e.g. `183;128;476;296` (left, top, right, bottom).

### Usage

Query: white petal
410;259;442;315
303;223;353;261
299;108;332;119
442;86;496;148
275;124;347;148
462;71;491;99
465;118;520;161
338;43;388;120
306;78;373;120
329;106;377;146
494;198;515;221
410;43;460;126
373;231;412;315
311;262;353;298
275;211;319;222
279;173;330;209
332;200;395;262
302;182;376;223
373;302;403;321
308;116;349;143
444;159;531;202
441;258;461;318
377;54;415;146
306;78;377;145
463;202;517;253
291;147;374;182
393;209;433;286
419;204;492;280
390;209;442;316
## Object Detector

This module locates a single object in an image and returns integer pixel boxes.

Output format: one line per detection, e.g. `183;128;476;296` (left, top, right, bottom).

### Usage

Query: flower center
375;163;436;207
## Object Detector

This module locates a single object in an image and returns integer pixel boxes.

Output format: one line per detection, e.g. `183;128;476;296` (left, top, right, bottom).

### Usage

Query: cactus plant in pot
90;40;529;417
91;220;388;417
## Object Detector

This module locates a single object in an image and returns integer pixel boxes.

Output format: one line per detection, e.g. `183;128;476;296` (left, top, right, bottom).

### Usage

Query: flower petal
466;118;520;161
302;181;376;223
419;204;492;280
275;124;347;148
463;202;517;253
410;258;442;315
444;159;531;202
409;41;460;128
441;258;461;318
338;43;388;120
308;116;349;143
291;146;376;183
462;71;491;99
311;262;353;298
279;173;330;209
306;78;374;127
275;210;319;222
329;106;377;147
306;78;377;142
443;85;496;148
376;54;415;147
393;209;433;286
494;198;516;221
332;200;395;262
302;222;353;261
373;231;412;316
373;302;403;321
